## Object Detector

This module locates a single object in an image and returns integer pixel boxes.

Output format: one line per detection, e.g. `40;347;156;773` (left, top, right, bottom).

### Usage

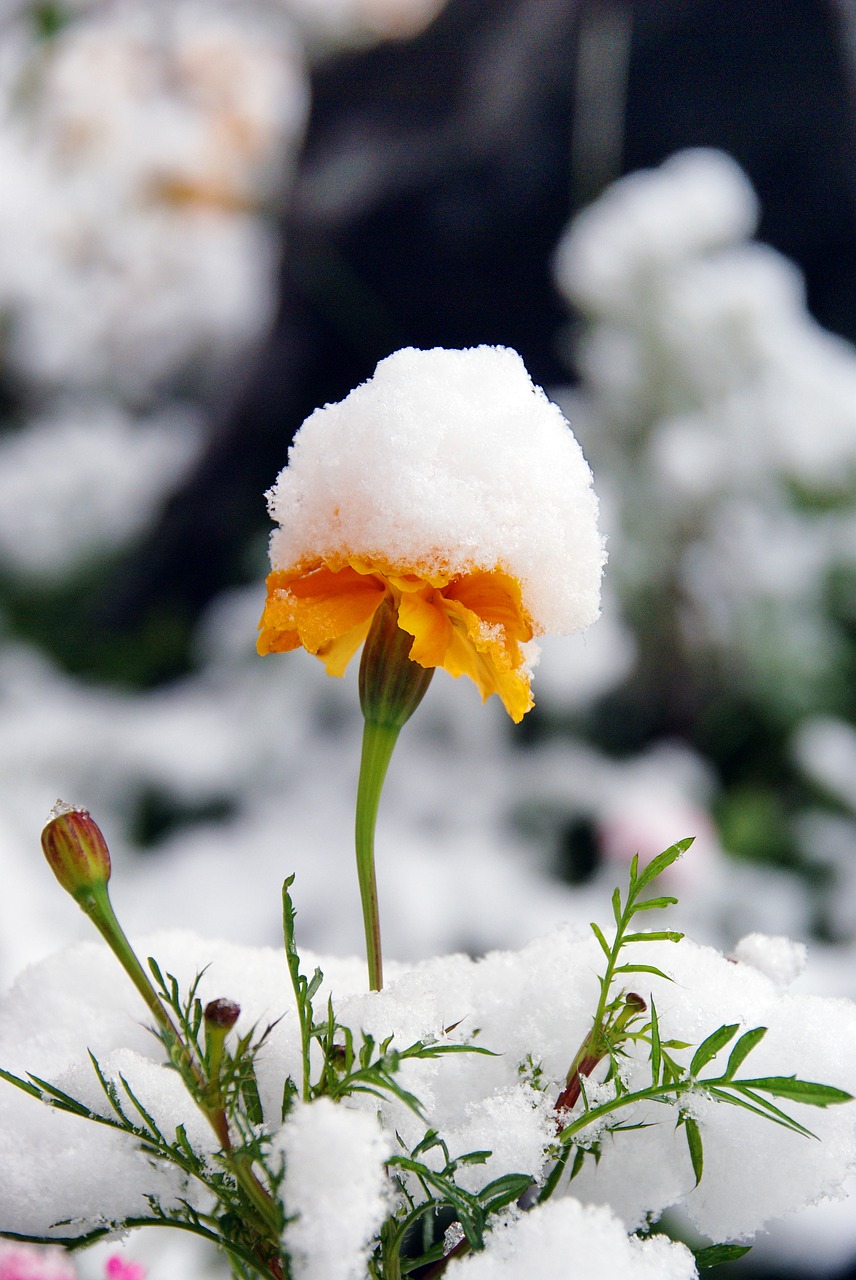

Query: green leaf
632;838;694;894
611;887;622;927
613;964;673;981
622;931;684;944
682;1115;704;1186
690;1024;740;1076
695;1243;752;1269
478;1173;533;1213
736;1077;853;1107
0;1066;45;1101
240;1064;264;1127
631;896;679;912
569;1145;586;1182
650;1001;662;1086
708;1086;817;1139
590;922;612;960
723;1027;767;1080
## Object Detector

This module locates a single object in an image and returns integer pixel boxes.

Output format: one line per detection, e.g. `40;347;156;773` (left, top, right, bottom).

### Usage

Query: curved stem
77;884;281;1239
355;719;400;991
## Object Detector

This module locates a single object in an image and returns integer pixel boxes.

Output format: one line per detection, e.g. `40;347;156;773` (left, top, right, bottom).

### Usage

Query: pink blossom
0;1244;76;1280
104;1259;145;1280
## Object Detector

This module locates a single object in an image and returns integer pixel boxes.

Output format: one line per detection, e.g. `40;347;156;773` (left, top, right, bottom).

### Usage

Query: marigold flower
258;346;604;722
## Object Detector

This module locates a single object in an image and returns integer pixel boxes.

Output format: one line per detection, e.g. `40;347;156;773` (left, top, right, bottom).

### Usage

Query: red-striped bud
41;801;111;901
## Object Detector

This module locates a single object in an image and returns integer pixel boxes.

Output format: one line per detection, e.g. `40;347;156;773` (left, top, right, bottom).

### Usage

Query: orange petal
442;600;534;722
444;570;534;645
316;614;375;677
257;564;386;661
396;589;452;667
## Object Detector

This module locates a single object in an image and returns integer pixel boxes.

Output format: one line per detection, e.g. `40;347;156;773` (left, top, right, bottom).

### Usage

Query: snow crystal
731;933;807;992
266;345;606;636
279;1098;391;1280
443;1197;696;1279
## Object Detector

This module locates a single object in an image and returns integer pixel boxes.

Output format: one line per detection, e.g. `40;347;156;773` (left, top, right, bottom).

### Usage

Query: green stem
355;719;400;991
76;883;281;1240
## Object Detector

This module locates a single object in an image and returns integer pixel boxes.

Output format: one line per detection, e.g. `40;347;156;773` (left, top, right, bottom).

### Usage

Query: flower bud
359;596;434;729
41;801;111;901
204;998;240;1031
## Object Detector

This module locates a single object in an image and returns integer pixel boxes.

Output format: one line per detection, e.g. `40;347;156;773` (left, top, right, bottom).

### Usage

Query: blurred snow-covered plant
553;149;856;890
0;1;308;401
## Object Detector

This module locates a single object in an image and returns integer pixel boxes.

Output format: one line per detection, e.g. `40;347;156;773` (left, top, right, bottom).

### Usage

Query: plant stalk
355;719;400;991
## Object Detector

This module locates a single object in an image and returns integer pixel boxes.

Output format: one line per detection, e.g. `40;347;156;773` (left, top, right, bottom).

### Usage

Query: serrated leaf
690;1024;740;1076
736;1077;853;1106
632;838;694;893
683;1115;704;1187
723;1027;767;1079
695;1243;752;1268
622;931;684;944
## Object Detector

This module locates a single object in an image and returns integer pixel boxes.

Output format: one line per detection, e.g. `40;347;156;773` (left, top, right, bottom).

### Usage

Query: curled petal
257;565;386;657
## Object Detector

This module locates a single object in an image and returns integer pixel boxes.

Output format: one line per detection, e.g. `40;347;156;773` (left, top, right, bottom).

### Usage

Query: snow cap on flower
259;346;605;720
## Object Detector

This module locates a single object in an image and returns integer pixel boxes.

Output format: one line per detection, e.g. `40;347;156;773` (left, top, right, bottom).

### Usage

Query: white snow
444;1198;697;1279
0;923;853;1269
279;1098;391;1280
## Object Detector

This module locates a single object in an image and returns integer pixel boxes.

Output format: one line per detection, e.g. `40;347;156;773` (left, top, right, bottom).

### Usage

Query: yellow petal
442;598;534;723
396;588;452;667
257;564;386;660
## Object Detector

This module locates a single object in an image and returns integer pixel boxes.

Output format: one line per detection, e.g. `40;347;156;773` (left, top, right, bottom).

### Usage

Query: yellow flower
257;555;536;723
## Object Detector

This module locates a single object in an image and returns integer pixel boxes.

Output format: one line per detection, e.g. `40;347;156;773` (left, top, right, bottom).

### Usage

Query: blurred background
3;0;856;1275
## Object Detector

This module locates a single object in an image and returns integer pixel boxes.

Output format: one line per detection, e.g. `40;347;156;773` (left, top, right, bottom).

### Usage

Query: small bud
359;596;434;729
41;802;111;900
204;998;240;1031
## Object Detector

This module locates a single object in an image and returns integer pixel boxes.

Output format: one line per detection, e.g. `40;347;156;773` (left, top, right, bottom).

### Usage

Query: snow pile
554;146;856;788
0;923;854;1269
445;1198;696;1279
266;345;606;637
279;1098;391;1280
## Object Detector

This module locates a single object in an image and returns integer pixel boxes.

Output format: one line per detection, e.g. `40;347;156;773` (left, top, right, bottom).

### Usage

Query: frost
731;933;807;992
